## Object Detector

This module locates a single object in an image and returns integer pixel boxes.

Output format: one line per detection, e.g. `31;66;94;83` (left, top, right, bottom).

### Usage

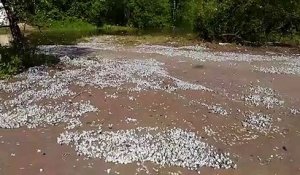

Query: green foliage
279;34;300;45
6;0;300;44
0;47;21;78
196;0;300;42
33;0;129;26
27;19;98;45
0;46;59;79
98;25;138;35
0;28;10;35
128;0;171;29
172;0;201;31
46;18;97;31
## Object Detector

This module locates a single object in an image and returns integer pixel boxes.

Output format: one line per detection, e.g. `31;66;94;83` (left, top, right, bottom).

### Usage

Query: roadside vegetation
0;0;300;78
28;0;299;44
0;45;58;78
28;18;98;45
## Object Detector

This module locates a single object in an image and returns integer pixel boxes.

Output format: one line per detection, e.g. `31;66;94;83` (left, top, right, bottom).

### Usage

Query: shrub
14;0;300;44
0;48;22;78
0;46;59;79
128;0;172;29
196;0;300;43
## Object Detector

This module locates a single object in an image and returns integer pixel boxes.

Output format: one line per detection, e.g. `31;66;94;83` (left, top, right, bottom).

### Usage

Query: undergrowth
0;46;59;79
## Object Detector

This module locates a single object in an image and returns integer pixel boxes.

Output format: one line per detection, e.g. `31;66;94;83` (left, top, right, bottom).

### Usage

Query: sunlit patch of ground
1;35;300;175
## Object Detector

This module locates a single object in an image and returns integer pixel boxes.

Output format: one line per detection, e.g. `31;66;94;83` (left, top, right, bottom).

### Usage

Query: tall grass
0;28;10;35
27;18;98;45
98;25;138;35
47;19;97;31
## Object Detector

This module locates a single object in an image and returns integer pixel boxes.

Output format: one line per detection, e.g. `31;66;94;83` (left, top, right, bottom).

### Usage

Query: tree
128;0;171;29
171;0;201;31
1;0;27;49
196;0;300;42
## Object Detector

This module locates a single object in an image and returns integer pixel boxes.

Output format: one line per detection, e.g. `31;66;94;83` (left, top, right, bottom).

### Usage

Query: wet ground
1;35;300;175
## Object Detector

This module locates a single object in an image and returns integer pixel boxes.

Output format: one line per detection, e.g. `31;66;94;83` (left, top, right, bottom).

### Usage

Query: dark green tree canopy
2;0;300;43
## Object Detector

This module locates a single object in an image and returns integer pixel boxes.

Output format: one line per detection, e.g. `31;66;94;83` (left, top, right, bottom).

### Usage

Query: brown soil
1;38;300;175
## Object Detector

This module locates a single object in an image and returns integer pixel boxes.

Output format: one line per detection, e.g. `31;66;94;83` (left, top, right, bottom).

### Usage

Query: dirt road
1;35;300;175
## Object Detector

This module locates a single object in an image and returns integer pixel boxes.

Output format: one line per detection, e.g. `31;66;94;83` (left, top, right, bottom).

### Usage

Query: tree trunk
1;0;27;49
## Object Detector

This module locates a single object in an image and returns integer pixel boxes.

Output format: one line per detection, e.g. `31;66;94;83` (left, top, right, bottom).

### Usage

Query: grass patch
114;33;199;46
27;19;98;45
96;25;198;46
28;30;98;45
279;34;300;46
27;22;198;46
0;28;10;35
98;25;138;35
46;19;97;31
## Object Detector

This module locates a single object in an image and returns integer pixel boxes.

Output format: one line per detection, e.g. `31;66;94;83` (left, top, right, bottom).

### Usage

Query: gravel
0;56;210;129
57;127;236;170
0;64;98;129
135;44;294;62
3;39;296;173
242;112;273;134
58;56;212;92
125;117;138;124
38;36;123;56
39;39;298;64
253;65;300;75
242;85;284;109
0;101;97;129
186;98;228;116
0;100;4;113
290;108;300;115
253;58;300;75
201;103;228;116
66;118;84;130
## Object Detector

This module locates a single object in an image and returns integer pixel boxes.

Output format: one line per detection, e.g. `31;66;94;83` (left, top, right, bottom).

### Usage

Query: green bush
128;0;172;29
0;46;59;79
15;0;300;44
172;0;201;31
47;18;97;31
0;47;22;78
196;0;300;43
